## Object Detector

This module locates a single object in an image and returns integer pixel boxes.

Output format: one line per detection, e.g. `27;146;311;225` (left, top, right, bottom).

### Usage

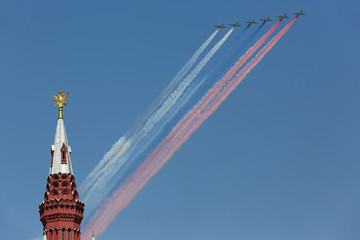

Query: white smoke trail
148;29;219;116
79;137;129;194
141;28;234;134
79;30;222;209
81;29;234;214
83;19;298;239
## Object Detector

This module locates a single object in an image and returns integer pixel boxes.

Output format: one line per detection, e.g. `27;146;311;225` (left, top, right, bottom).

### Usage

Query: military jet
277;13;290;19
293;10;305;16
229;22;241;28
260;17;273;22
214;24;226;29
245;19;258;25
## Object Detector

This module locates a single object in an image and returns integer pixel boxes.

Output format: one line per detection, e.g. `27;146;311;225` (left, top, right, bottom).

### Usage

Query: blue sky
0;0;360;239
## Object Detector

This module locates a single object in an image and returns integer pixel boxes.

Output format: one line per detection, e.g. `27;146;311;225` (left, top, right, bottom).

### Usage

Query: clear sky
0;0;360;240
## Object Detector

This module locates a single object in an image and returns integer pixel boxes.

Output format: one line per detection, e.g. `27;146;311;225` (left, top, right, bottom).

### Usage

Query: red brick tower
39;90;85;240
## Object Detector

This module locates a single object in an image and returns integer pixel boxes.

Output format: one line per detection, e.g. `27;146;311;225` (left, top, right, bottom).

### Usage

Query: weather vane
53;89;69;119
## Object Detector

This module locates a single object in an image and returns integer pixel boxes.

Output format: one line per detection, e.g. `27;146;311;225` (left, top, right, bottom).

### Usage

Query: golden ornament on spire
53;89;69;119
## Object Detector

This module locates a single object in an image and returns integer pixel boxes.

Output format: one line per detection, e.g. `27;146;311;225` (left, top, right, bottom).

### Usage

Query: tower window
61;144;67;164
51;149;54;167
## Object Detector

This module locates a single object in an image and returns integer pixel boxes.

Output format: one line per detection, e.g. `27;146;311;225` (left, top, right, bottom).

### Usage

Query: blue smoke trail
81;24;267;219
231;23;265;61
201;25;251;81
200;23;268;115
156;23;268;133
211;22;266;82
79;30;219;197
80;29;234;217
120;25;264;165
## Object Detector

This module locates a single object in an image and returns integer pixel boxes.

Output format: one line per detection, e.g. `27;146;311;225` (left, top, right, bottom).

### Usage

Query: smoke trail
210;17;298;111
194;23;264;104
199;25;251;84
130;23;266;166
145;29;220;122
218;22;265;77
88;27;248;206
82;20;278;232
141;28;233;134
82;19;280;221
82;18;297;239
79;29;232;215
184;19;282;119
79;30;218;196
234;23;265;59
157;17;299;178
172;18;298;153
219;25;251;62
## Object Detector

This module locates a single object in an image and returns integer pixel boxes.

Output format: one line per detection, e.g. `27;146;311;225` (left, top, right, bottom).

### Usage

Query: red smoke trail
147;19;283;158
154;17;299;173
155;19;283;159
82;17;297;239
195;20;282;110
210;16;298;115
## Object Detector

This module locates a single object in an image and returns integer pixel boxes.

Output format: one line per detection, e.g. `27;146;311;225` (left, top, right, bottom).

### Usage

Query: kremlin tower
39;90;86;240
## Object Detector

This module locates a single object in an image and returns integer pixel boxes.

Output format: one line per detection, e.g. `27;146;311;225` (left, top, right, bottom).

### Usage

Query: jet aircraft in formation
293;10;305;16
245;19;258;25
277;13;290;19
229;22;241;28
214;24;226;29
260;17;273;22
214;11;304;29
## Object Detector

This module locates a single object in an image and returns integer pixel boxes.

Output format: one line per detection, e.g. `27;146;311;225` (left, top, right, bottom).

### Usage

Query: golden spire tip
53;89;69;119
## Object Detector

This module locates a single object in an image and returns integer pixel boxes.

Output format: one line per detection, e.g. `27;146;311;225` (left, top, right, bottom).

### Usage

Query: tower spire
49;89;73;175
39;90;84;240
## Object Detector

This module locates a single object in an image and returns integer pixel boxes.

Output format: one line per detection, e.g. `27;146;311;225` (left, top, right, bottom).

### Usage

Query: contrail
199;25;252;86
79;29;232;216
78;137;130;192
141;28;234;134
138;24;264;159
99;27;249;198
218;22;265;78
161;17;299;168
180;20;282;123
192;23;264;105
82;20;277;218
210;17;298;114
81;20;278;232
100;28;238;192
82;18;297;239
169;20;282;141
79;30;218;196
150;29;220;115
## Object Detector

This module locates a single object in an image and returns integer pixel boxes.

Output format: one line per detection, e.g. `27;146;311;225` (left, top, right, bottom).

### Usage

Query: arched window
50;149;54;167
61;144;67;164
